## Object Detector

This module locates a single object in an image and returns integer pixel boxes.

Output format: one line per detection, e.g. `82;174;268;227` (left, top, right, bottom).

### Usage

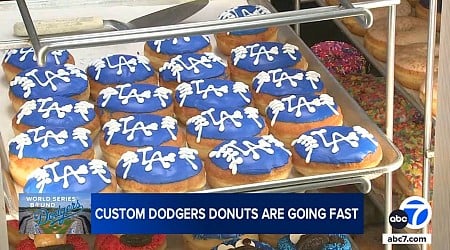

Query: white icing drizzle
103;119;122;145
254;68;320;93
353;126;378;146
16;100;37;124
31;126;68;148
88;159;112;184
161;116;178;140
291;128;360;163
282;43;300;60
244;107;263;128
65;64;88;80
119;151;140;179
175;82;194;107
232;82;251;103
37;97;72;119
232;43;299;66
267;94;339;126
72;127;91;148
217;239;256;250
178;147;199;170
104;116;159;144
74;101;95;121
8;133;32;159
159;53;226;83
153;87;172;108
218;5;271;19
99;84;172;108
262;134;292;155
88;54;152;81
4;48;65;64
139;147;176;172
35;162;89;192
151;35;210;53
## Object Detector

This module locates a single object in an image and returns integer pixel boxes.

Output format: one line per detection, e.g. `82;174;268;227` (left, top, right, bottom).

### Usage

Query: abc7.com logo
389;196;432;230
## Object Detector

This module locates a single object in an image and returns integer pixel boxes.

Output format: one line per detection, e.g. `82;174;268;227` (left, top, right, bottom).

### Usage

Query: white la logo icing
232;43;299;66
4;48;64;64
28;159;111;193
152;36;210;53
160;53;226;83
268;94;339;126
99;83;172;108
119;147;199;179
254;69;321;92
209;135;290;175
291;126;377;163
89;55;151;81
219;5;271;19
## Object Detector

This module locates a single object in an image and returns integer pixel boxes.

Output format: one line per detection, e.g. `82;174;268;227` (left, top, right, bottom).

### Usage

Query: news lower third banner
90;193;364;234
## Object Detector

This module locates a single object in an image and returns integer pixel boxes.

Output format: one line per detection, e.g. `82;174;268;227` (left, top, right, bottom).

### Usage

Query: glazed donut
115;146;206;192
252;68;326;115
394;42;439;90
9;64;90;112
229;42;308;86
86;54;157;101
415;0;441;31
174;79;252;125
419;75;438;117
12;96;100;138
341;0;412;36
183;234;259;250
94;234;167;250
144;35;212;70
185;107;269;160
364;16;429;62
100;114;186;168
266;94;344;148
206;135;292;188
17;234;88;250
290;125;383;176
277;234;353;250
213;238;275;250
96;83;174;125
159;52;229;92
2;47;74;81
215;5;278;56
8;126;94;186
310;41;366;77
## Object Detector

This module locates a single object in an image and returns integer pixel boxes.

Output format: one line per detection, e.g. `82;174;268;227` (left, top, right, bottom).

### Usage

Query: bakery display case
2;0;442;249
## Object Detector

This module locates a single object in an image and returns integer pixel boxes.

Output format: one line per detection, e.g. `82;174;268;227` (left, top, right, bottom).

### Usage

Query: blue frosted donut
9;64;88;101
231;42;302;72
23;159;114;193
2;47;71;70
277;234;352;250
146;35;211;55
213;238;275;250
159;52;228;83
253;68;325;96
86;54;155;84
218;5;272;35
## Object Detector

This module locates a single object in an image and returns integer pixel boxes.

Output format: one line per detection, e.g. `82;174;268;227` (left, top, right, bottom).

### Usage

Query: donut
185;107;269;160
364;16;429;62
2;47;74;81
144;35;212;69
415;0;441;31
258;234;285;248
229;42;308;86
419;75;438;117
206;135;292;188
252;68;326;115
277;234;353;250
159;52;229;91
100;114;186;168
174;79;252;124
9;64;90;112
17;234;88;250
96;83;173;125
266;94;344;148
86;54;157;101
8;126;94;186
394;42;439;90
115;146;206;192
340;0;412;37
23;159;117;193
183;234;259;250
12;96;100;138
310;41;366;77
94;234;167;250
213;238;275;250
7;220;27;247
215;5;278;56
290;125;383;176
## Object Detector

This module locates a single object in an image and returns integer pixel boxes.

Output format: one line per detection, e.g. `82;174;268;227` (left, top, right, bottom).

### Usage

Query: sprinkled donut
94;234;167;250
115;146;206;192
310;41;366;77
229;42;308;86
144;35;212;69
9;64;89;112
183;234;260;250
290;125;382;176
2;47;74;81
86;54;157;101
277;234;352;250
215;5;278;56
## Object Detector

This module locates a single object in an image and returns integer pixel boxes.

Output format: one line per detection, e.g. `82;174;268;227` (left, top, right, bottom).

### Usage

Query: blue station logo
389;196;432;230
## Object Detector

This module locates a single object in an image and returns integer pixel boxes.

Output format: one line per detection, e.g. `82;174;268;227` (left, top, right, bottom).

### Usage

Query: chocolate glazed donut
120;234;154;247
234;238;260;249
295;235;344;250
